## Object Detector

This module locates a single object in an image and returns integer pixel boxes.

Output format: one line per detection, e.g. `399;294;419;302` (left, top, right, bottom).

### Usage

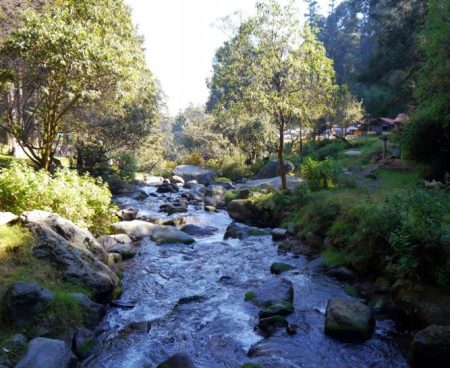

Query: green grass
0;224;93;365
323;247;356;267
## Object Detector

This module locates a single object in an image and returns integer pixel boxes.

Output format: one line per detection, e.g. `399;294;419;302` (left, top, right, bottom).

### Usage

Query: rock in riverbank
4;281;54;326
324;297;375;341
15;337;78;368
409;325;450;368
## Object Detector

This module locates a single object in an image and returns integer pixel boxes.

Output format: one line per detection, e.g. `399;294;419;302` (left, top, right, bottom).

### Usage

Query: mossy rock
324;297;375;341
278;242;293;252
259;300;294;318
245;291;256;301
258;315;288;337
270;262;295;275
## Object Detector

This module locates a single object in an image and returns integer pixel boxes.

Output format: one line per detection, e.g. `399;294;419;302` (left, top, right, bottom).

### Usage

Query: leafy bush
206;151;254;181
181;151;205;166
0;163;116;235
300;157;339;191
115;152;138;181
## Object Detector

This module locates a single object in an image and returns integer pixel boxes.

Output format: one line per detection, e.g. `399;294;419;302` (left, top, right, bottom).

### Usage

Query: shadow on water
84;186;408;368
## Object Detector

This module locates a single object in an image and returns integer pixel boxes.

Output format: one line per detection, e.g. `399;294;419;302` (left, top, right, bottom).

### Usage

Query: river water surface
85;186;408;368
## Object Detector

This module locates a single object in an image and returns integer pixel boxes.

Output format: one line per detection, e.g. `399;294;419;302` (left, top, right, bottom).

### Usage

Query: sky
124;0;338;115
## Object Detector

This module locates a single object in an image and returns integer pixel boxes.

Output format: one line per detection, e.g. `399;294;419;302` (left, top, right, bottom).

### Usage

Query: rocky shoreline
1;165;449;367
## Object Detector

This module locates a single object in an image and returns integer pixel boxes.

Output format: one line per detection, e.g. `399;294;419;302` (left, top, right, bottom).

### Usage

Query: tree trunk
278;123;287;191
299;125;304;163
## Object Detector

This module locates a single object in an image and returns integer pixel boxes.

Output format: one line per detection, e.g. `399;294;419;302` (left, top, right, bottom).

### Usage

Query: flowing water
85;186;408;368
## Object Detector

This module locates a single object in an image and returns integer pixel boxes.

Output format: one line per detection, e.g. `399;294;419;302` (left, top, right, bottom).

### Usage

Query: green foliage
116;152;138;182
206;151;253;182
402;0;450;179
244;291;256;301
0;224;33;254
386;229;418;280
0;0;156;169
0;163;116;235
208;1;336;189
300;157;339;191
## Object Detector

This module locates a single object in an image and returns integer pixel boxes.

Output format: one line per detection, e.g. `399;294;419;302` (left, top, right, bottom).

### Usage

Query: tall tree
0;0;151;170
403;0;450;179
209;0;335;190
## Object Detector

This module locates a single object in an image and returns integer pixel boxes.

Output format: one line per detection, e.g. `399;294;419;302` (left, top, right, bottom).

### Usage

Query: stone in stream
324;297;375;341
170;175;185;186
156;182;179;193
4;281;54;326
108;243;136;259
160;201;188;215
174;164;215;186
113;220;158;239
224;222;270;240
116;207;138;221
15;337;78;368
150;226;195;245
271;228;287;241
249;278;294;318
204;185;226;208
258;315;289;337
97;233;133;250
409;325;450;368
270;262;296;275
156;352;194;368
184;179;198;189
136;189;149;200
180;224;218;237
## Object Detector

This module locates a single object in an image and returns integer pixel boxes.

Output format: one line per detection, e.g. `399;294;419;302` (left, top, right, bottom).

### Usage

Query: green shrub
116;152;138;181
206;152;253;181
0;163;116;235
300;157;339;191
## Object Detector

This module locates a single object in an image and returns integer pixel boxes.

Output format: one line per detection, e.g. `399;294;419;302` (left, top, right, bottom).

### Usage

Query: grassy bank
247;137;450;292
0;224;91;365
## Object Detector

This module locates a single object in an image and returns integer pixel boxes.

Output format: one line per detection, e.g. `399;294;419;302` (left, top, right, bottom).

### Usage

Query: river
85;185;408;368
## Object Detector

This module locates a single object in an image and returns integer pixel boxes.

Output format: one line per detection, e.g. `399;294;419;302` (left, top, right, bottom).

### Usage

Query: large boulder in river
255;159;295;179
116;208;138;221
174;165;215;186
224;222;269;240
156;353;194;368
250;278;294;318
150;226;195;245
180;224;218;237
204;185;226;208
409;325;450;368
324;297;375;341
4;281;54;326
20;211;105;257
15;337;78;368
113;220;158;239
